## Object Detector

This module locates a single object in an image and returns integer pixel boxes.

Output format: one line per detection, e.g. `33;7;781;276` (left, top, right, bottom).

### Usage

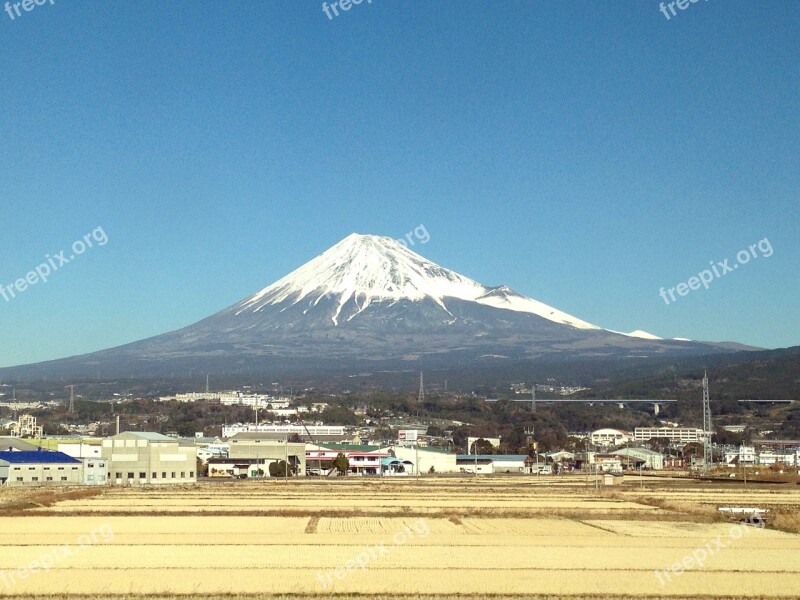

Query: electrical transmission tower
418;372;424;404
66;385;76;414
531;383;537;413
702;371;712;472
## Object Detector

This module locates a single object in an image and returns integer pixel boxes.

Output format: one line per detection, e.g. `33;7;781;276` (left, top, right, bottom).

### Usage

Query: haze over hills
1;234;757;380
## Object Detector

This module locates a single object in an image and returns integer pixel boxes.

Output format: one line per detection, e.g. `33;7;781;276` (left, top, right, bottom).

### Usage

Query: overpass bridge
499;398;677;415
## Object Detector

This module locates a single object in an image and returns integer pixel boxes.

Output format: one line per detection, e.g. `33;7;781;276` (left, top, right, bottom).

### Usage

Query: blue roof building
0;451;83;486
0;451;81;464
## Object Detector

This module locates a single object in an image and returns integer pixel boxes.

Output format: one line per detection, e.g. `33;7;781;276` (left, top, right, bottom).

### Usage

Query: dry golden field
1;475;799;600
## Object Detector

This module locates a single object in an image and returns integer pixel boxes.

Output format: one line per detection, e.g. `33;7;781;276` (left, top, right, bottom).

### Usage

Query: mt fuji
2;234;752;379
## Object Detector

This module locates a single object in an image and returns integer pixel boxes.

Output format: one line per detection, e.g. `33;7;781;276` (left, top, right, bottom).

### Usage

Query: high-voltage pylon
702;371;713;472
67;385;76;414
418;372;424;404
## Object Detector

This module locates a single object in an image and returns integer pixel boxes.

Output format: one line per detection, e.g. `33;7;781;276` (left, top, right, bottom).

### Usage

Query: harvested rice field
1;476;799;599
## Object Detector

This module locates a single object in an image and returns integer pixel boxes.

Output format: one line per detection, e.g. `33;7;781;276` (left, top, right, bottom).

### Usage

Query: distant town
2;374;797;487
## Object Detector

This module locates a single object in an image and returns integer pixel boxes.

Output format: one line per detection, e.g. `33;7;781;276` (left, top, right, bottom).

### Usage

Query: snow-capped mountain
237;233;601;330
1;233;751;380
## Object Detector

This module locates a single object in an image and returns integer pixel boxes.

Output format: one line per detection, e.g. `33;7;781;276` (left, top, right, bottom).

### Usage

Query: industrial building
456;454;531;474
607;447;664;470
8;415;44;438
223;424;352;443
634;427;705;444
101;432;197;486
58;442;102;458
228;433;306;475
0;451;82;486
207;457;273;478
382;445;457;474
590;429;631;447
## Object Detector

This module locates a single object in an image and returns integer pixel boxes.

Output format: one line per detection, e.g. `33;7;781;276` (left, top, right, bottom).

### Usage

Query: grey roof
0;438;39;451
610;447;663;458
180;436;220;445
113;432;176;442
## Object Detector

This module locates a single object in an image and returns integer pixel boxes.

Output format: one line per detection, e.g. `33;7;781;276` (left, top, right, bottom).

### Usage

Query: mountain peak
233;233;604;331
236;233;486;323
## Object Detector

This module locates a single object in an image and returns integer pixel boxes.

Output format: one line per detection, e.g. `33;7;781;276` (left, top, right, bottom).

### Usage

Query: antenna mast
702;371;712;472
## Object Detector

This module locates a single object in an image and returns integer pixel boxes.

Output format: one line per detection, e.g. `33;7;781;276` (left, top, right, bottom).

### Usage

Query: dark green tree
269;460;289;477
333;452;349;475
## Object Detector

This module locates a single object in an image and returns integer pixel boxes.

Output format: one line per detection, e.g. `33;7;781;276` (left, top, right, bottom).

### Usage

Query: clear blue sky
1;1;798;368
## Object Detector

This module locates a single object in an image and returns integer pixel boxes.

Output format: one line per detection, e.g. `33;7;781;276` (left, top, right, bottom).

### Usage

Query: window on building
127;472;134;479
44;467;50;471
72;467;78;471
29;467;35;470
87;475;94;481
46;477;53;481
189;471;194;478
99;475;106;481
180;471;185;478
58;467;64;471
115;472;122;479
162;472;167;478
152;472;157;479
171;472;176;478
139;472;146;479
61;477;67;481
13;467;20;471
16;477;23;482
31;477;38;481
88;463;94;468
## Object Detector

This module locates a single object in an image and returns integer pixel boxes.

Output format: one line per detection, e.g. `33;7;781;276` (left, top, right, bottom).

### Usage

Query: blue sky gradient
1;0;798;367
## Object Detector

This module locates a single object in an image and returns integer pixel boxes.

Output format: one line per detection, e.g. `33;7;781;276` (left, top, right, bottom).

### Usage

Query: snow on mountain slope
473;286;600;330
235;233;624;333
236;234;487;324
609;329;664;340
